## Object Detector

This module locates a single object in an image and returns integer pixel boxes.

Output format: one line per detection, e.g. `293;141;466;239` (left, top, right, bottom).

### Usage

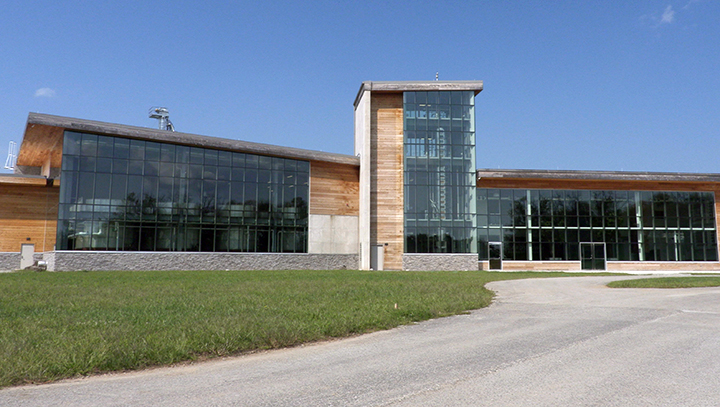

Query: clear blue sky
1;0;719;173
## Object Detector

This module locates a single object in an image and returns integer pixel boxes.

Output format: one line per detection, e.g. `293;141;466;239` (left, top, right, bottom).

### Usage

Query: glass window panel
144;161;159;176
145;142;161;161
189;148;204;164
79;156;96;172
112;138;129;159
258;156;272;170
218;166;231;181
63;132;82;155
204;149;218;166
128;160;144;175
175;146;190;163
81;134;98;156
159;161;174;177
96;158;112;173
95;173;112;201
160;144;175;162
62;156;79;172
111;175;127;201
129;139;145;160
113;159;128;174
77;173;95;201
203;166;217;180
97;136;114;157
188;164;203;179
245;154;259;168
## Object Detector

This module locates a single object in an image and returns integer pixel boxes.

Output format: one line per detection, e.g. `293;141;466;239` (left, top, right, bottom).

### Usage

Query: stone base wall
0;253;19;271
403;254;479;271
45;251;358;272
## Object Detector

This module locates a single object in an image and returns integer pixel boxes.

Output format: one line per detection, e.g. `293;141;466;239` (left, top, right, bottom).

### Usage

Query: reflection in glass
404;91;477;253
58;131;309;253
477;188;718;262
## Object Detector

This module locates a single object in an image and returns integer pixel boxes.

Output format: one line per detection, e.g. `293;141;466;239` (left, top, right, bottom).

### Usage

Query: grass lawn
607;276;720;289
1;269;599;388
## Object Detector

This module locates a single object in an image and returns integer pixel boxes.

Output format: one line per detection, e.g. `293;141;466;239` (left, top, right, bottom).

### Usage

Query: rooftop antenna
148;107;175;131
4;141;17;170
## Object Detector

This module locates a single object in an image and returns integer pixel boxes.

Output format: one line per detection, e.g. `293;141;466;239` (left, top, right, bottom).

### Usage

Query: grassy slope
0;270;596;387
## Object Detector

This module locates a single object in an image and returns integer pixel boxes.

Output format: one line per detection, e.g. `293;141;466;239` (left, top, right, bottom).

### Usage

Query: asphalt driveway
3;275;720;406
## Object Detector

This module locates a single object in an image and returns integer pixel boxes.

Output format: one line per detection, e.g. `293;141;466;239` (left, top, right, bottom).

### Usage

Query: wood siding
477;177;720;193
309;161;359;216
482;260;720;272
0;183;58;252
371;93;404;270
17;123;64;168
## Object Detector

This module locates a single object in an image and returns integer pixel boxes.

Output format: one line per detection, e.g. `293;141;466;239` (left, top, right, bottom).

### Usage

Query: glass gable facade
477;188;718;262
403;91;477;253
57;131;309;252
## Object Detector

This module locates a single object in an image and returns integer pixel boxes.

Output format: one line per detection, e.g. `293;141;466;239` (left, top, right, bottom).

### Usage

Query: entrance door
581;242;606;271
488;242;502;270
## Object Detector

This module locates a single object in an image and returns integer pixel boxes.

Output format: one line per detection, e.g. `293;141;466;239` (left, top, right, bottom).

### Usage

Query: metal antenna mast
4;141;17;170
148;107;175;131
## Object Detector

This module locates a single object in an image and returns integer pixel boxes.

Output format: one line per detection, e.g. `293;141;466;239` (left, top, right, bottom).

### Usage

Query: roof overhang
0;174;58;187
354;80;484;107
17;113;360;169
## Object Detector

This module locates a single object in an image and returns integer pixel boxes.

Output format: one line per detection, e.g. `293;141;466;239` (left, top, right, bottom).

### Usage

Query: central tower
354;81;483;270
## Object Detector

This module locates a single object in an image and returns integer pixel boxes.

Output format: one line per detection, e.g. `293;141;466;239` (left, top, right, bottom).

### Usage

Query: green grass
608;276;720;289
0;269;597;388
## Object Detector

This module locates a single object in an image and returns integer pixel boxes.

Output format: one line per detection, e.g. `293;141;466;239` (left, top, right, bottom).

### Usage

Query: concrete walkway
3;275;720;406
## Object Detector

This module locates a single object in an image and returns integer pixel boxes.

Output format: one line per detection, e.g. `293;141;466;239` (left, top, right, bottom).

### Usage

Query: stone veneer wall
403;254;479;271
0;253;20;271
44;252;358;272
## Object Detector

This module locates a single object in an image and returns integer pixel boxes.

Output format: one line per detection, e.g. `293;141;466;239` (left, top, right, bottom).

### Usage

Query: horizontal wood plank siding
477;177;720;193
0;183;58;252
17;124;64;168
371;93;404;270
309;161;359;216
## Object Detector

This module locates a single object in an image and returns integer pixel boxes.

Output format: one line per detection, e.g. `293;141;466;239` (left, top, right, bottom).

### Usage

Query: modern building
1;80;719;272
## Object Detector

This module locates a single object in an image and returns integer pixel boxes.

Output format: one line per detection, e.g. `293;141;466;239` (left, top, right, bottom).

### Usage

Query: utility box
371;244;384;271
20;244;34;269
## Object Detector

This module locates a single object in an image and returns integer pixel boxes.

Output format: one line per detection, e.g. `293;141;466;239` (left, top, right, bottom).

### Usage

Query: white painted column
41;154;51;178
354;88;371;270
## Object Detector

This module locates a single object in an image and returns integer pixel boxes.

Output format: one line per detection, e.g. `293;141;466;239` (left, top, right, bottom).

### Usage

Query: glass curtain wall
57;131;309;252
404;91;477;253
477;188;718;262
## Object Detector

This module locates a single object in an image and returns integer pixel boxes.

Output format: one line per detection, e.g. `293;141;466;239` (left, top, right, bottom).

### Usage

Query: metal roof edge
26;113;359;166
476;168;720;183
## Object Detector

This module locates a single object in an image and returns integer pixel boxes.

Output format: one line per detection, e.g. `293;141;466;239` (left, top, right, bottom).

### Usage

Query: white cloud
661;5;675;24
34;87;56;98
683;0;701;10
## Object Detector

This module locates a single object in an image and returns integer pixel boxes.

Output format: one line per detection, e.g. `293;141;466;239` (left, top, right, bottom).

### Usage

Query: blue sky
1;0;718;173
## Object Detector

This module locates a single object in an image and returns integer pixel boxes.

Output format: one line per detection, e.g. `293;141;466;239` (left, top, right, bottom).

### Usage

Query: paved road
3;275;720;406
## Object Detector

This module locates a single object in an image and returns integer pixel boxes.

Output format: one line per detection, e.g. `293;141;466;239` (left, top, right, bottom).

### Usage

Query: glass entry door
488;242;502;270
581;243;606;271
